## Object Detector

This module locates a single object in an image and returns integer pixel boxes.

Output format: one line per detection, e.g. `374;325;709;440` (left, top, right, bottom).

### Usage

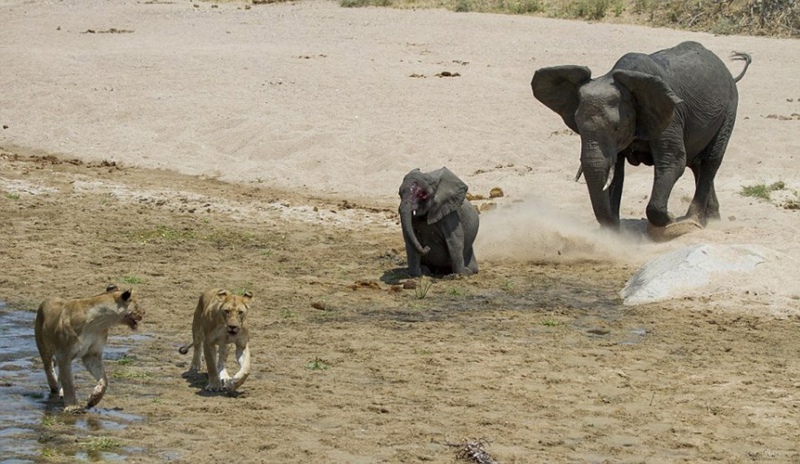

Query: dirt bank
1;148;798;463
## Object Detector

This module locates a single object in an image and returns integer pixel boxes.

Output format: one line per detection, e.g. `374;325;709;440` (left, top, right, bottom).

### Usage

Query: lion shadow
181;369;245;398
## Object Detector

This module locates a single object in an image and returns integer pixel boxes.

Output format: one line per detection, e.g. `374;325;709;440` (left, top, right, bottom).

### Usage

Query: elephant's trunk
399;202;430;255
582;146;619;229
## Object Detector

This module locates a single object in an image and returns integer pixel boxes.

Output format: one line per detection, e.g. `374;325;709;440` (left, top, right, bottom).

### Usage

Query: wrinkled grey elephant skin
531;41;751;229
398;167;479;277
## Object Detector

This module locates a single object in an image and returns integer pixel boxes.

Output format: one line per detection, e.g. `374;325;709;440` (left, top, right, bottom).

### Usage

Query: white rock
621;244;771;306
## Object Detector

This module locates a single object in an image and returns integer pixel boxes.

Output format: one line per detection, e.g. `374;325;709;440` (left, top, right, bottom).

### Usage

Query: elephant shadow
380;267;414;286
619;217;702;242
380;267;466;286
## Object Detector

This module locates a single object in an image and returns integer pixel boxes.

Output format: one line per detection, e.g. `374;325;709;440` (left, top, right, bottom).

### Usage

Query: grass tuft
341;0;392;7
306;357;330;371
541;317;560;327
339;0;799;37
121;275;142;285
83;436;121;452
414;277;433;299
740;181;786;201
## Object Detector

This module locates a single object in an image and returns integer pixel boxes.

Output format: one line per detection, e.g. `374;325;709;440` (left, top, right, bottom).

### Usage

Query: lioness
34;284;145;412
179;288;253;392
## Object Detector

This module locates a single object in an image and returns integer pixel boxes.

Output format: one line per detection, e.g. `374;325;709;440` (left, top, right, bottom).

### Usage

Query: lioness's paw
222;378;241;392
226;374;249;392
204;384;224;392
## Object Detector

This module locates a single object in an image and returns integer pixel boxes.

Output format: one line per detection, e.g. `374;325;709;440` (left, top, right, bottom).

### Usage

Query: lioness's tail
730;51;752;83
178;343;192;355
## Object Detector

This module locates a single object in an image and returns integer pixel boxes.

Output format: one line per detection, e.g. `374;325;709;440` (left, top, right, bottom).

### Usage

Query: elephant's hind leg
685;114;735;225
465;248;479;274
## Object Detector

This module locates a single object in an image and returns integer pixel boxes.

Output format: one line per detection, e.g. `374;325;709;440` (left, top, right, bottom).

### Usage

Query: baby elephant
399;167;479;276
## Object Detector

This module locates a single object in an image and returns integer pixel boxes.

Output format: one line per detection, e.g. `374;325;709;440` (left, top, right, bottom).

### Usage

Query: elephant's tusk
574;165;583;182
603;164;615;192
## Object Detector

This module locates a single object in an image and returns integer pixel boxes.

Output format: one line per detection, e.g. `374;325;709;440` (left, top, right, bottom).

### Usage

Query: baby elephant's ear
428;167;468;224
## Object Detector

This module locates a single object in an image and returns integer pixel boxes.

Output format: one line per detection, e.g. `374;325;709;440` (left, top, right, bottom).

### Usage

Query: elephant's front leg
226;343;250;392
646;140;686;227
403;235;423;277
608;154;626;219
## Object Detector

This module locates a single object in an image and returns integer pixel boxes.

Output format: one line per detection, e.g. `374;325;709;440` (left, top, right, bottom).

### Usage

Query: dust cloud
475;199;649;265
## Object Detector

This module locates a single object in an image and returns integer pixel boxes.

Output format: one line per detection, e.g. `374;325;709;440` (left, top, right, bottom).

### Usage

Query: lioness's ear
242;291;253;302
216;289;229;299
121;290;132;302
106;284;119;293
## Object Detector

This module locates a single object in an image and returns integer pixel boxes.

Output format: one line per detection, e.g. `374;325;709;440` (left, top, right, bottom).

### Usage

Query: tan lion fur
34;284;145;412
179;288;253;392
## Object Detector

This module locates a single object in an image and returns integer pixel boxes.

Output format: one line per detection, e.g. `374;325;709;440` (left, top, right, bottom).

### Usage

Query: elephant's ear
428;167;467;225
612;70;683;140
531;65;592;133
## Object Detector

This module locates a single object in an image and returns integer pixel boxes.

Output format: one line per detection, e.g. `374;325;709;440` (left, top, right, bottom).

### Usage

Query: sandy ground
1;0;799;462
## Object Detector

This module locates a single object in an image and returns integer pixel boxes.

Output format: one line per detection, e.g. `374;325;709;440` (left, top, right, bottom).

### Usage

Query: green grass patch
232;283;253;296
115;356;136;366
541;317;560;327
740;181;786;201
5;192;20;200
82;436;120;452
111;369;151;379
306;357;330;371
282;309;297;319
121;275;142;285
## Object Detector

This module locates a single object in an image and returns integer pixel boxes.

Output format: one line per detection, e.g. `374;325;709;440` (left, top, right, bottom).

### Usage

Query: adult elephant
531;41;751;229
399;167;479;277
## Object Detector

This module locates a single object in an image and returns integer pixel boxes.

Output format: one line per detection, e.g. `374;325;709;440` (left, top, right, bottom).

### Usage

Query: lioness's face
122;296;145;330
215;290;252;336
107;285;145;330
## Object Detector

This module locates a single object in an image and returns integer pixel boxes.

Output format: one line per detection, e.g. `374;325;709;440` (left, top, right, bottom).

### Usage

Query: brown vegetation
339;0;800;37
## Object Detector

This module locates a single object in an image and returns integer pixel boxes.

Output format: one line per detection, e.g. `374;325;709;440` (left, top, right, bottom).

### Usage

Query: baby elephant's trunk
399;202;430;255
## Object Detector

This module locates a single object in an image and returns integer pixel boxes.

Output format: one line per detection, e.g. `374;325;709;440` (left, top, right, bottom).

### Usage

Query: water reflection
0;305;146;462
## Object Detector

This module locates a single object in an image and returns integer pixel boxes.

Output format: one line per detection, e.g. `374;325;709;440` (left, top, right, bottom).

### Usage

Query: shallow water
0;304;148;463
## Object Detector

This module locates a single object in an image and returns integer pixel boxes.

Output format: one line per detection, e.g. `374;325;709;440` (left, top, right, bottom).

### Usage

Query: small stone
489;187;504;198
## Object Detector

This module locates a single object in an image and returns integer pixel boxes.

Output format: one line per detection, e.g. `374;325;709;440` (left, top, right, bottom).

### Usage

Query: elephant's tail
730;51;752;83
